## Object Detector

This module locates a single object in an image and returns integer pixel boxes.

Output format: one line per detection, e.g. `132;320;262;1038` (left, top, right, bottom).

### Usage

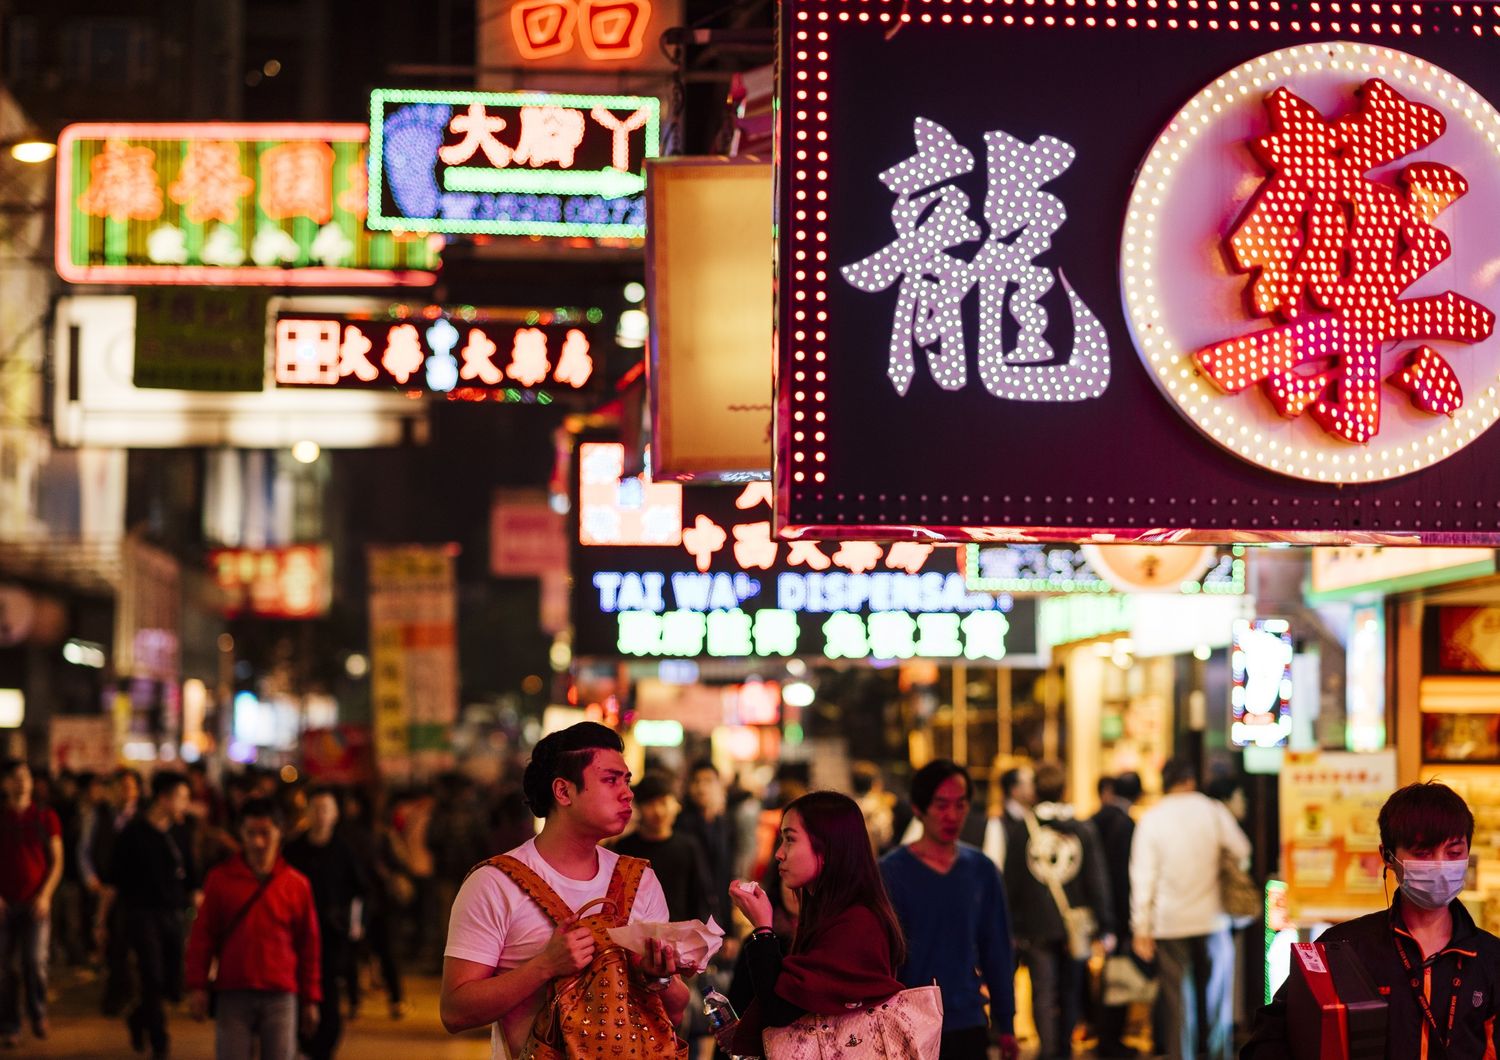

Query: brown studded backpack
477;853;688;1060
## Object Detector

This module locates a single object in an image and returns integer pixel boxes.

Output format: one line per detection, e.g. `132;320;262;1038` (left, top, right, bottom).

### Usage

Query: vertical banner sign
777;4;1500;543
368;88;660;238
56;123;439;286
1279;749;1396;924
368;545;460;775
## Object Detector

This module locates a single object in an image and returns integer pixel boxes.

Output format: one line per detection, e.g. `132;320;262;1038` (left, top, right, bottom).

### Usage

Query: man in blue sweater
881;760;1020;1060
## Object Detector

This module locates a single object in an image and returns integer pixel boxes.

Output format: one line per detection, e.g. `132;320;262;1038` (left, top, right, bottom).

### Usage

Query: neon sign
368;88;659;238
966;544;1246;596
273;306;601;399
1230;619;1294;748
511;0;653;61
574;443;1037;661
56;123;439;286
209;545;332;619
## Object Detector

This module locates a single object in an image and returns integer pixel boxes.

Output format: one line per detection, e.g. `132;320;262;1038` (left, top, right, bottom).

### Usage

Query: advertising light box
573;443;1038;662
966;543;1245;595
368;88;659;238
777;4;1500;543
57;123;439;286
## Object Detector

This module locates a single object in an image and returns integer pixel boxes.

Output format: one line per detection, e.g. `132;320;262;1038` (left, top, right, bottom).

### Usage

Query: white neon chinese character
915;613;963;658
507;328;551;387
512;106;587;168
339;325;378;382
660;610;707;657
731;522;778;571
841;117;1110;402
553;329;594;388
459;329;502;385
439;102;511;167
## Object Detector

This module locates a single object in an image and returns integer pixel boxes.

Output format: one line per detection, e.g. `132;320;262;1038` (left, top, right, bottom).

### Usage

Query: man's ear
552;776;574;809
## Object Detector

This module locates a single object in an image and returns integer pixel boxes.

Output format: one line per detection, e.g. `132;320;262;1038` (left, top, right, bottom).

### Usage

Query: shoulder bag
1023;811;1096;961
1215;807;1259;922
761;983;944;1060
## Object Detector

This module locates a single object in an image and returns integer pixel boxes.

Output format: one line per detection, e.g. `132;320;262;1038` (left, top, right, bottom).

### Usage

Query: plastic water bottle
703;988;749;1059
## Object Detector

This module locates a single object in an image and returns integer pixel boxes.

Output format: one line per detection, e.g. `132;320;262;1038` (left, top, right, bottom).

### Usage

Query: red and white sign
1126;43;1500;484
491;489;568;577
209;545;332;619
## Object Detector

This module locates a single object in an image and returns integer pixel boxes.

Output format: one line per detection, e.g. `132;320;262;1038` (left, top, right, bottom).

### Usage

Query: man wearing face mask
1243;781;1500;1059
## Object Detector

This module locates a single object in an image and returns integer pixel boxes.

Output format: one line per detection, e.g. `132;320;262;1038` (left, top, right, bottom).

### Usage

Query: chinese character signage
478;0;682;73
966;544;1245;595
272;306;601;400
57;123;440;286
573;443;1038;661
209;545;333;620
777;5;1500;543
1279;749;1395;924
368;88;660;238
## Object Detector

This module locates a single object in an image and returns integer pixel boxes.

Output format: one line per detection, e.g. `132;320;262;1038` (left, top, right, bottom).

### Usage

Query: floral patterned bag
761;984;943;1059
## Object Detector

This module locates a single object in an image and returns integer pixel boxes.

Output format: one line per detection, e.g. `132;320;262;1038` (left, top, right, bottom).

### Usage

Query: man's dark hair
1161;757;1198;792
239;796;284;829
1034;762;1067;804
1113;771;1143;803
688;758;719;780
909;759;972;812
999;767;1027;799
521;722;625;818
150;770;189;803
1098;775;1117;801
1379;781;1474;855
0;758;25;780
631;772;676;805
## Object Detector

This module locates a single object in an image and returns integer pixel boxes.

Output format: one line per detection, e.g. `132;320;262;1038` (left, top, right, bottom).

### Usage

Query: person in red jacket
185;797;321;1060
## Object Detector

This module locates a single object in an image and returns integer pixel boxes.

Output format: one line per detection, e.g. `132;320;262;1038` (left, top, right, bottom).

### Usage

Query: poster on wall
573;442;1039;662
1279;749;1397;925
776;4;1500;543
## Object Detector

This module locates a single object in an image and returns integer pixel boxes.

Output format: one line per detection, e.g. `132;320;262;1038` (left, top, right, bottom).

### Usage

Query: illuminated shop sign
777;6;1500;543
511;0;653;60
56;123;439;286
368;88;659;238
273;306;601;401
1231;619;1294;748
209;545;332;620
573;443;1036;661
966;544;1245;596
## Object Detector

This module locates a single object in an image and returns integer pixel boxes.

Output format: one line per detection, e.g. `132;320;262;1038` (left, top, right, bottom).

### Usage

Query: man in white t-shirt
440;722;691;1059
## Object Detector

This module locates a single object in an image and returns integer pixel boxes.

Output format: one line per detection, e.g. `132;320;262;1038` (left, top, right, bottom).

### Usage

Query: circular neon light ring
1123;43;1500;483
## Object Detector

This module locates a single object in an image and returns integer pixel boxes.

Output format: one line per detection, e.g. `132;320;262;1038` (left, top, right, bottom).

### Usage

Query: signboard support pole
997;669;1012;759
953;662;968;770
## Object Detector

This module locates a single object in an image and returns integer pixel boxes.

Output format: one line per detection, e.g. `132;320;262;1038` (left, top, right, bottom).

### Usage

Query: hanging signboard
966;543;1244;595
573;442;1039;662
776;5;1500;543
477;0;682;74
272;305;603;401
208;545;333;619
368;88;660;239
647;158;774;481
56;123;439;286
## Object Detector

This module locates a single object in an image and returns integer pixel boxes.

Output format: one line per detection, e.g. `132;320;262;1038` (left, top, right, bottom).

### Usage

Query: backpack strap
472;854;576;927
606;855;649;926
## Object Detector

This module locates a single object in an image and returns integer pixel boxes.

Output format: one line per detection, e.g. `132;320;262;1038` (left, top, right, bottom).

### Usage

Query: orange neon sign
511;0;652;61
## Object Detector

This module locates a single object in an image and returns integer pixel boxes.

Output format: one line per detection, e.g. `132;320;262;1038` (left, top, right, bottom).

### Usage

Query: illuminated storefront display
56;123;439;286
368;88;659;238
209;545;332;619
776;5;1500;543
1230;618;1294;748
272;305;601;400
966;543;1244;595
574;443;1037;661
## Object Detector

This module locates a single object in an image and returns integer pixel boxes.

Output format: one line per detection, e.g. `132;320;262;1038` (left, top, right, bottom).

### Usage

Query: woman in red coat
720;790;908;1056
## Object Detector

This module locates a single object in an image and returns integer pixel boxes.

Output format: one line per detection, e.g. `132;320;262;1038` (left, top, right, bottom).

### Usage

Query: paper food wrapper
607;916;725;974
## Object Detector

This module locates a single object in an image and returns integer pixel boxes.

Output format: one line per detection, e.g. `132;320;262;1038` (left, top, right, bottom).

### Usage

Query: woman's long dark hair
783;790;906;967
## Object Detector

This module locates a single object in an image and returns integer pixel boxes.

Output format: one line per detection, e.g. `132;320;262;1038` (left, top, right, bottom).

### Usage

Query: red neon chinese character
382;324;425;385
77;141;163;222
1194;81;1495;443
339;149;369;218
259;141;335;224
507;328;551;387
885;542;935;574
732;521;779;570
339;326;378;382
682;515;727;572
439;103;511;168
275;319;340;385
513;107;587;168
553;329;594;388
512;0;578;59
580;0;652;61
833;542;883;575
167;141;254;224
788;542;831;570
459;329;503;385
735;483;773;510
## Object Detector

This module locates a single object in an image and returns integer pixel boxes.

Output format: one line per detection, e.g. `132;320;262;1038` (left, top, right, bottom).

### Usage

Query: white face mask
1396;858;1468;910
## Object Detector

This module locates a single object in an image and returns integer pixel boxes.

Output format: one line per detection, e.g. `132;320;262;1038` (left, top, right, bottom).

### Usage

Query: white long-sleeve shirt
1130;791;1252;940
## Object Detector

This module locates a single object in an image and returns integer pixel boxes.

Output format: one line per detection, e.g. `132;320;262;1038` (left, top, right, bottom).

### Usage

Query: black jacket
1243;896;1500;1060
1090;802;1134;947
1000;804;1114;944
